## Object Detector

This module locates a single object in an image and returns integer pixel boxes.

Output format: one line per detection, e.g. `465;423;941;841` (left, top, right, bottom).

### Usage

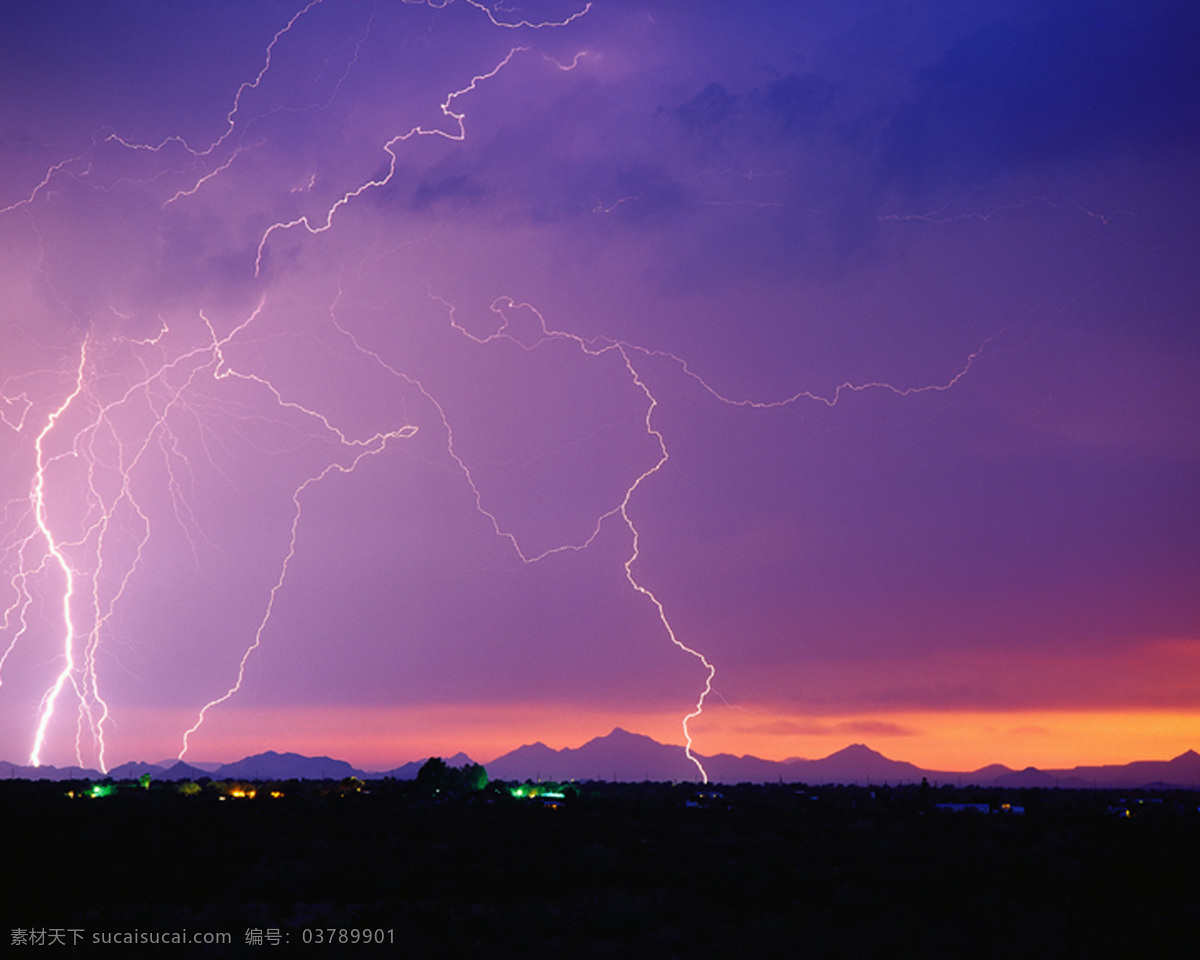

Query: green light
88;783;117;798
508;785;566;800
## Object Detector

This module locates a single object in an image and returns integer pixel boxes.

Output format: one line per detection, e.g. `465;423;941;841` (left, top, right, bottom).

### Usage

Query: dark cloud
670;81;740;139
881;0;1200;194
758;71;837;138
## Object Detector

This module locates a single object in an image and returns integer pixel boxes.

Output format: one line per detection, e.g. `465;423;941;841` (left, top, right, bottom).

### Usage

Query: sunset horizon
13;703;1200;777
3;1;1196;788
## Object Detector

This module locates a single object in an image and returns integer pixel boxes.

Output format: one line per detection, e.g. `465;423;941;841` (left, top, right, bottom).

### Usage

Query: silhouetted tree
461;762;487;791
417;757;451;793
417;757;487;794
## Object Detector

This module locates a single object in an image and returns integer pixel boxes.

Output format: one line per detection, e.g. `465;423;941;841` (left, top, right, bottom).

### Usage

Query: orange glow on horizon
101;702;1200;775
690;706;1200;772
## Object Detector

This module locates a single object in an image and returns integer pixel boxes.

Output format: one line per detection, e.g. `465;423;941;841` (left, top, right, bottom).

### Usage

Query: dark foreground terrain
7;777;1199;957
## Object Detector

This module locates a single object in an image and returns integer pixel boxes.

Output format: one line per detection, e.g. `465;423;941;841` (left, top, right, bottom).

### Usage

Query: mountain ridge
5;731;1199;787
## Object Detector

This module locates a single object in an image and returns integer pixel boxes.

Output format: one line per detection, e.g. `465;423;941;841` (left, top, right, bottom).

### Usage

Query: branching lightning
0;0;996;782
2;293;420;771
254;44;529;277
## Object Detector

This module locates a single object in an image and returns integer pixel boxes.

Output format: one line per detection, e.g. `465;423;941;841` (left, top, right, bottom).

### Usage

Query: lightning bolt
0;0;995;783
338;294;721;778
26;348;88;767
254;44;530;277
2;289;422;771
326;290;994;783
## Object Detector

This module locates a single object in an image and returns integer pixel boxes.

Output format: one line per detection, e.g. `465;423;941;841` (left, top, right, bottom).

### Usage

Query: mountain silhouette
1;760;101;781
484;732;1200;787
106;760;167;780
797;743;927;784
483;732;942;784
159;760;211;781
487;728;698;782
4;740;1199;786
378;751;476;779
215;750;363;780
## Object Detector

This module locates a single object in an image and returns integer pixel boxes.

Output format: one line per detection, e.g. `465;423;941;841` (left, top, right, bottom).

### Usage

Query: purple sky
2;0;1198;774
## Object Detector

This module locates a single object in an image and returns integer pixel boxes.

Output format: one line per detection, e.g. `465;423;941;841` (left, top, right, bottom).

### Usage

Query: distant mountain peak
826;743;884;759
598;727;655;743
970;763;1014;777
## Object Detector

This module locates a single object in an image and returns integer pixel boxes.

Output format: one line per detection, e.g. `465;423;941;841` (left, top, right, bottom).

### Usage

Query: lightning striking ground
0;0;1003;780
